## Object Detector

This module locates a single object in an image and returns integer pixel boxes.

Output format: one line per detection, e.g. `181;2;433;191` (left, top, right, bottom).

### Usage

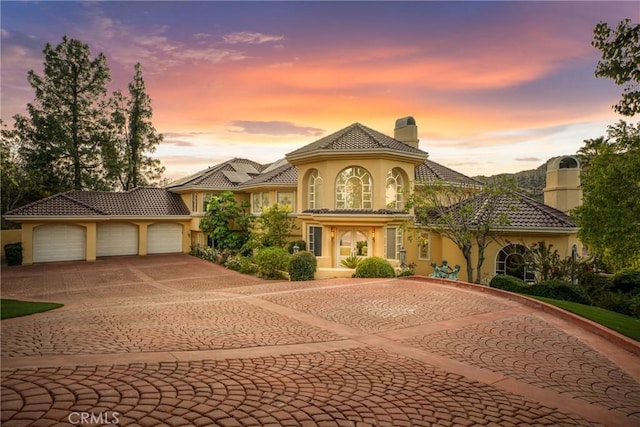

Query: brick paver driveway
2;254;639;426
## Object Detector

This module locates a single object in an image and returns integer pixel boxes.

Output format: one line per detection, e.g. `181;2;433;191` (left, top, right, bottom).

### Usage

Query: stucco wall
405;228;582;283
1;229;22;258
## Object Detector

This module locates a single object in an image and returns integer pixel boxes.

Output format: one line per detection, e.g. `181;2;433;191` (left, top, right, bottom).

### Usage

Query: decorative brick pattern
1;349;600;426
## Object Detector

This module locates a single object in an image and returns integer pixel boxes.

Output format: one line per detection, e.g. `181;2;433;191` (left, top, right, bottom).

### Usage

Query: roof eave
239;183;297;191
4;215;192;222
165;184;239;193
4;215;108;222
286;149;428;165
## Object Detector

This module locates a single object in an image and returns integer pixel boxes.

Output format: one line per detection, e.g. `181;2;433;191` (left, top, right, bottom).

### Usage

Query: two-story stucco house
5;117;583;282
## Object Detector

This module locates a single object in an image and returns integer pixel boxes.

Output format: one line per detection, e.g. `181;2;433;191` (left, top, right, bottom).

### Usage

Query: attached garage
147;223;183;254
97;223;139;257
33;224;86;263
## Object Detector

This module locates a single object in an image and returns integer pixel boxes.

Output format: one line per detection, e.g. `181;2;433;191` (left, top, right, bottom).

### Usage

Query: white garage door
147;223;182;254
97;223;138;257
33;224;86;263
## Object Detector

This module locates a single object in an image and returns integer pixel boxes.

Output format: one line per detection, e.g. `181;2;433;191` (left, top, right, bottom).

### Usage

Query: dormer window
336;166;372;209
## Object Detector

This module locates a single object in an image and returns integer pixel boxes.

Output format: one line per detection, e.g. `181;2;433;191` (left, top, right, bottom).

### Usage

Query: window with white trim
191;193;199;212
496;244;535;282
277;191;295;209
252;192;270;214
308;169;323;209
385;227;403;260
336;166;372;209
418;231;430;260
385;168;405;209
308;226;323;256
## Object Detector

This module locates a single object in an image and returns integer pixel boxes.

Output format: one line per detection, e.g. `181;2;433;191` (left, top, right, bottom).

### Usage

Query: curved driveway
2;254;639;426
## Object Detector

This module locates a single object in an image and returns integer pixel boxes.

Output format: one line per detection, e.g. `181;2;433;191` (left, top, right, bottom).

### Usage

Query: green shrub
255;246;290;279
4;243;22;266
611;269;640;294
340;255;362;269
353;257;395;278
577;270;612;296
225;255;256;275
594;292;640;318
190;245;223;263
396;262;416;277
489;274;528;292
288;251;317;281
490;275;589;304
287;240;307;254
531;280;590;305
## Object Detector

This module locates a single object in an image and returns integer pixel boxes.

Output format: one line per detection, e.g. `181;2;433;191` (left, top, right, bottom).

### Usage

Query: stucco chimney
394;116;419;149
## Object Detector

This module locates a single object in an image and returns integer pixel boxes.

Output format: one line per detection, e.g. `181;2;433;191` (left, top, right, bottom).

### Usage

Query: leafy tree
408;179;516;283
574;123;640;270
573;20;640;270
111;63;164;190
248;203;298;249
516;240;579;282
199;191;253;252
14;36;117;191
592;19;640;117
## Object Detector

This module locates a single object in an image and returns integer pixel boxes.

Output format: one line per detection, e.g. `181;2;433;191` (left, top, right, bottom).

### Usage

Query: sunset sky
1;1;636;180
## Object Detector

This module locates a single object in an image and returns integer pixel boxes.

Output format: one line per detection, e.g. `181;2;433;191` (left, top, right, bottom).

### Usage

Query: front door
337;228;369;267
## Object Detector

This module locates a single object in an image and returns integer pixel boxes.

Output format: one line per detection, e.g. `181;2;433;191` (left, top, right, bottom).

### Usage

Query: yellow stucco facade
5;118;582;278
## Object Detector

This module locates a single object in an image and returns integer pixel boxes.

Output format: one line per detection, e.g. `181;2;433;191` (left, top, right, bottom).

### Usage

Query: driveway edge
406;275;640;357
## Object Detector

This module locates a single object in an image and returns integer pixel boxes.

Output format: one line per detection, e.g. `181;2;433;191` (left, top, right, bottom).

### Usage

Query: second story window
308;169;323;209
252;192;270;214
385;168;405;209
277;191;295;209
336;166;372;209
191;193;199;212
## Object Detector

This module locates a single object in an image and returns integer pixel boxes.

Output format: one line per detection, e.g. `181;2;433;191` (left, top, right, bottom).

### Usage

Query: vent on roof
222;170;252;183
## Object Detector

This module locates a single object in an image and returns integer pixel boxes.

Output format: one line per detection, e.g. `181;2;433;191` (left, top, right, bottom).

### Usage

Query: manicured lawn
531;296;640;342
1;299;63;320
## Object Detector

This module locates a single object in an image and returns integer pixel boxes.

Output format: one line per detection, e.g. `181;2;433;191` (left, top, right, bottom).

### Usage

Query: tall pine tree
111;63;164;190
15;36;117;191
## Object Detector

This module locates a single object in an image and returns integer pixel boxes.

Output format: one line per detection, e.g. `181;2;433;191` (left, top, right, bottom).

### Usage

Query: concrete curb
406;275;640;357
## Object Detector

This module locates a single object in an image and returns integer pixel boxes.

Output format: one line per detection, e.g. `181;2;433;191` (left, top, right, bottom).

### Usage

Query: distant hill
473;161;548;202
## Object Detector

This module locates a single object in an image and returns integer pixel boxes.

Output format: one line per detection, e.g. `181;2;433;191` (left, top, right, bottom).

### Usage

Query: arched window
385;168;405;209
496;244;535;282
308;169;323;209
336;166;372;209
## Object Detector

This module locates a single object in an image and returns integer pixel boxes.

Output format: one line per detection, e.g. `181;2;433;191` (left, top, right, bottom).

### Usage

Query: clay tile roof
286;122;428;158
6;188;190;217
419;192;576;229
166;158;264;189
5;193;107;217
415;159;482;186
241;161;298;187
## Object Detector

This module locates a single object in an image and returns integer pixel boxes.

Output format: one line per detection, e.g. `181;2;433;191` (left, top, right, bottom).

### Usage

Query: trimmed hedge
255;246;290;279
489;274;526;292
489;275;589;304
354;257;395;278
288;251;317;281
4;243;22;266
